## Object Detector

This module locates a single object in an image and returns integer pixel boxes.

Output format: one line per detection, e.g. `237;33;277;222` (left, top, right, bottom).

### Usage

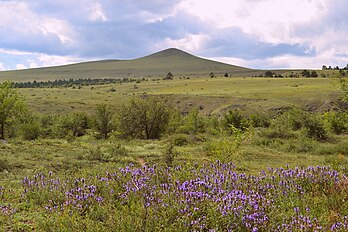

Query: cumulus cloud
16;64;27;70
0;63;6;71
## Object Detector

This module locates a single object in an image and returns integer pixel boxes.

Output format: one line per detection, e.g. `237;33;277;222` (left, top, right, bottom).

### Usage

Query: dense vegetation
0;78;347;230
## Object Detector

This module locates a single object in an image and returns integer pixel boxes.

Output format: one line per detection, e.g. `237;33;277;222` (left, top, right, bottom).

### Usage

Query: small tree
164;72;174;80
310;71;318;77
0;81;26;140
95;104;113;139
118;98;171;139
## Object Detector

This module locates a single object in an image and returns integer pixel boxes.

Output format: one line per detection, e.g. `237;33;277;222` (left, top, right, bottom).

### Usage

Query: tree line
13;78;147;88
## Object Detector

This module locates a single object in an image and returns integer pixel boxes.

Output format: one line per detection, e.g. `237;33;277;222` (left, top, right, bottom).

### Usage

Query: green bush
249;113;270;128
163;142;176;167
20;121;41;140
171;134;190;146
180;109;207;135
109;143;128;157
56;112;90;138
322;111;348;134
303;114;327;140
223;110;249;132
18;113;41;140
118;97;172;139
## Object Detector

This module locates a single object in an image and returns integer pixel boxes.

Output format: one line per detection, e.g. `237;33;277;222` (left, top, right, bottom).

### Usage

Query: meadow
0;76;347;231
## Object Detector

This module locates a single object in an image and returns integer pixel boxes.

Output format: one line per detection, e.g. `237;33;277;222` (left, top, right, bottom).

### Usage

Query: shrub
118;97;172;139
171;134;190;146
322;111;348;134
180;109;207;135
18;113;41;140
87;145;103;161
303;114;327;140
249;113;270;128
109;143;128;157
163;142;176;167
95;104;114;139
56;112;90;138
20;121;41;140
223;109;249;132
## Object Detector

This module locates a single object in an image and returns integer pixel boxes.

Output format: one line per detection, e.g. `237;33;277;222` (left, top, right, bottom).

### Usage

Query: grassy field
20;77;338;114
0;76;347;230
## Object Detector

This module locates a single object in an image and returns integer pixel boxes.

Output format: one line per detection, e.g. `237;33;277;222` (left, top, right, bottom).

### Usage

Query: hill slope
0;48;255;82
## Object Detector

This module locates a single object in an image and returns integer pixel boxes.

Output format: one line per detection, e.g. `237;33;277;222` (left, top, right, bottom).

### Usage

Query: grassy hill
0;48;257;82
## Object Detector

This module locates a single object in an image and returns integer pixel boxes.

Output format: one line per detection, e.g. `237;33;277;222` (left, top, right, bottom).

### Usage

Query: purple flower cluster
21;162;348;230
0;204;16;216
22;174;103;214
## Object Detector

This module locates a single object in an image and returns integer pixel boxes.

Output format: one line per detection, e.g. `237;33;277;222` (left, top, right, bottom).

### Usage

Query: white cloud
29;62;38;68
0;1;76;48
38;54;86;67
0;63;6;71
88;2;108;22
16;64;28;70
180;0;325;44
158;34;209;52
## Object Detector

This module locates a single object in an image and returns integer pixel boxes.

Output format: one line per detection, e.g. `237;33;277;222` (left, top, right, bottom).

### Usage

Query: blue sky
0;0;347;70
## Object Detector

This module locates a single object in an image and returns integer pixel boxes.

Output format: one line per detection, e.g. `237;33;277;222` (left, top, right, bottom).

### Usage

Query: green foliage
95;104;113;139
223;109;249;132
87;145;103;161
180;109;207;135
18;114;41;140
56;112;90;138
163;142;176;167
0;81;27;139
205;125;251;162
0;158;10;172
302;114;327;140
249;113;270;128
108;143;128;158
322;111;348;134
118;97;171;139
171;134;190;146
337;76;348;106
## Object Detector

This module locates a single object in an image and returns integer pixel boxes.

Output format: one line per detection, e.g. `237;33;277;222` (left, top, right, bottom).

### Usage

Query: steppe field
0;72;347;231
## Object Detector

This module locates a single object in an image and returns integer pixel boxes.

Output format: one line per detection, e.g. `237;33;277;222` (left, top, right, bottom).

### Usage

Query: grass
0;74;347;230
18;77;338;114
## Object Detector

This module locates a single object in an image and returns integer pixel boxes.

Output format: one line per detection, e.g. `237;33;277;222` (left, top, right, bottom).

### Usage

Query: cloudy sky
0;0;347;70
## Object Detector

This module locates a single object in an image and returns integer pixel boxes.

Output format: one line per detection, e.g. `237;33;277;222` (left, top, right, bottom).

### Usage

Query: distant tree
209;72;215;78
322;65;328;70
265;71;274;77
328;66;332;70
0;81;26;140
95;104;113;139
301;70;311;78
224;73;229;77
310;71;318;77
164;72;174;80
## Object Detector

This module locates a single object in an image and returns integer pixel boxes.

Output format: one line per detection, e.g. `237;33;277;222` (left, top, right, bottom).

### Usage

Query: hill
0;48;255;82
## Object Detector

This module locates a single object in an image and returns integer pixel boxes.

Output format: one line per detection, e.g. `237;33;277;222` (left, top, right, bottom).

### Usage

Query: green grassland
0;53;347;230
20;77;338;115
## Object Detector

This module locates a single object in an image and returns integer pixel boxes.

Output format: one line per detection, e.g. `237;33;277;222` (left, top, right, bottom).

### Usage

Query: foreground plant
3;162;346;231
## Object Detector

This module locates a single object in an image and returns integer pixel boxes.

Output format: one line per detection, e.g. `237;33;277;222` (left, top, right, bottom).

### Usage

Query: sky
0;0;347;71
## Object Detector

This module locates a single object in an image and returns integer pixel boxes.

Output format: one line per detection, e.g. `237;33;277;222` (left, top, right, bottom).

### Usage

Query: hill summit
0;48;254;82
